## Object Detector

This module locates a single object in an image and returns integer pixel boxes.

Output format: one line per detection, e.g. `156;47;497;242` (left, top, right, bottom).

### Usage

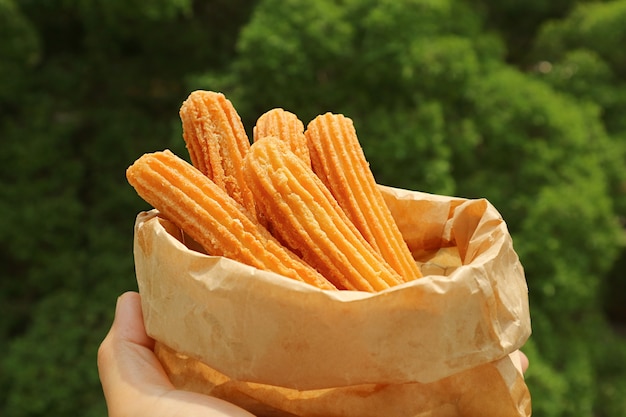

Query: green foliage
0;0;40;100
2;0;626;416
464;0;580;64
533;0;626;73
530;0;626;223
529;3;626;347
360;102;456;194
1;0;257;415
592;325;626;416
3;289;114;417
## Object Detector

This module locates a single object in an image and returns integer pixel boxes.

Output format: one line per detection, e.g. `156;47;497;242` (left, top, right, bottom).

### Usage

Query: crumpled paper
133;185;532;416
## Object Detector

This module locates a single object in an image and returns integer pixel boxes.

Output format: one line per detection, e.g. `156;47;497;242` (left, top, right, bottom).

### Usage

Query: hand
97;291;254;417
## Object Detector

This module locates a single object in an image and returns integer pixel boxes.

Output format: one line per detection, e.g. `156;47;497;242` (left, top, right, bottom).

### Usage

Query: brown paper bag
133;186;532;416
155;343;531;417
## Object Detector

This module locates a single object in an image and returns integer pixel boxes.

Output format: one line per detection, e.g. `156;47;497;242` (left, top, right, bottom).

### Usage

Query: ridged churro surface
254;108;311;165
179;91;257;218
243;137;404;292
306;113;423;280
127;150;336;290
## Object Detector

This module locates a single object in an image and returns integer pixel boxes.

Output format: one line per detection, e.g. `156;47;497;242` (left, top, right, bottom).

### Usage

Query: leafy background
1;0;625;416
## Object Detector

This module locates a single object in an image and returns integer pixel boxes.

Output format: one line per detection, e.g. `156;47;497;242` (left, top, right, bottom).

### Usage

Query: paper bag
133;186;532;416
155;342;531;417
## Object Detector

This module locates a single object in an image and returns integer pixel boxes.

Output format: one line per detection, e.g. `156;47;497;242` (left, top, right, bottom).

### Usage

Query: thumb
98;292;175;415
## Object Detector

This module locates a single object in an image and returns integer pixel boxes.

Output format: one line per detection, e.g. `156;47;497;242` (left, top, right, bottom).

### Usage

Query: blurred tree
0;0;39;101
530;0;626;175
529;0;626;361
0;0;257;415
464;0;581;65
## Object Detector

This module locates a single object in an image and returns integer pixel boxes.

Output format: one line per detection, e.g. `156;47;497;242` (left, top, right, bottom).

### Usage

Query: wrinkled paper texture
133;186;532;416
155;343;531;417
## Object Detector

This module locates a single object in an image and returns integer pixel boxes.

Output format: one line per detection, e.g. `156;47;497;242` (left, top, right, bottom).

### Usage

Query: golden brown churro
243;136;404;292
179;91;257;219
253;108;311;165
126;150;336;290
305;113;423;280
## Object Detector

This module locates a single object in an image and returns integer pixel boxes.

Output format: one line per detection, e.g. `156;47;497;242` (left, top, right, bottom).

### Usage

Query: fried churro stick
305;113;423;280
126;150;336;290
253;108;311;165
179;90;257;219
243;137;404;292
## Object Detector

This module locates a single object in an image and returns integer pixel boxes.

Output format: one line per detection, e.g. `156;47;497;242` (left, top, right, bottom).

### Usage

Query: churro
243;136;404;292
126;150;336;290
179;91;257;218
253;108;311;165
306;113;423;280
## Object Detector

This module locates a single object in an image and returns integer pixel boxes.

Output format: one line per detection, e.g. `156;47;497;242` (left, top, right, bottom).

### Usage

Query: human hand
97;291;254;417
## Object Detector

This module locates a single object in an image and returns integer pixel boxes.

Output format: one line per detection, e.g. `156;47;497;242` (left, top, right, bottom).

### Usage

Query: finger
518;350;529;374
98;292;173;416
113;291;155;349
